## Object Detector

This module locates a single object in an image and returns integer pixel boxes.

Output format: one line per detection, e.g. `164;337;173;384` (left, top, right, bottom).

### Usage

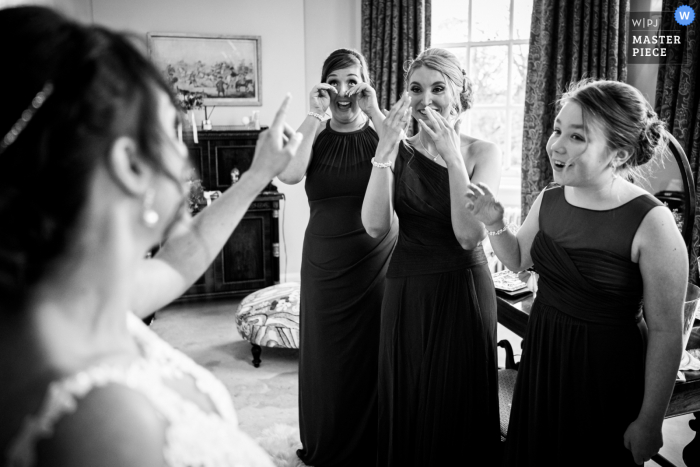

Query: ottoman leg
251;344;262;368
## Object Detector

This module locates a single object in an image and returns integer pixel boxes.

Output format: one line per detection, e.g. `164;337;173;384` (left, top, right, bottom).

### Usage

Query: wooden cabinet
179;126;283;300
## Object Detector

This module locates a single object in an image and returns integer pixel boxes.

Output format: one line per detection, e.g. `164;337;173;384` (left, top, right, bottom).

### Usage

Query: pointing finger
270;94;291;132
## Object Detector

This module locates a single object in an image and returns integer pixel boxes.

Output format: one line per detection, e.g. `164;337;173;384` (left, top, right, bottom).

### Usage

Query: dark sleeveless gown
297;120;398;467
377;141;501;466
503;185;663;466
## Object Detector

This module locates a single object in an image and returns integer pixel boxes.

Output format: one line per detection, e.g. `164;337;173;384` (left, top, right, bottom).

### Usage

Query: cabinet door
186;141;208;185
180;265;216;297
214;208;275;294
209;136;259;191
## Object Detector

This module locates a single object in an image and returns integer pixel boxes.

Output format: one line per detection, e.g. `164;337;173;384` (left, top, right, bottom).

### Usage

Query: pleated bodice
532;185;663;326
298;118;397;467
503;184;665;466
388;141;486;277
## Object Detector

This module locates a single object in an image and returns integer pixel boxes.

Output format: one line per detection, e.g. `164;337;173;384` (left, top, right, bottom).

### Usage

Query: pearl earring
141;188;159;227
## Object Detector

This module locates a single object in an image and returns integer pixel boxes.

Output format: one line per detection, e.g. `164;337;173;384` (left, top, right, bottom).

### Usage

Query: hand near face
347;83;380;116
417;107;461;164
465;182;505;228
250;95;302;179
309;83;337;115
375;93;411;160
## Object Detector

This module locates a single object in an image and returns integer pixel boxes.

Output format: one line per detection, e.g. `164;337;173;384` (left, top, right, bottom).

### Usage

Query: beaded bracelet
371;157;392;169
308;111;325;122
487;223;509;236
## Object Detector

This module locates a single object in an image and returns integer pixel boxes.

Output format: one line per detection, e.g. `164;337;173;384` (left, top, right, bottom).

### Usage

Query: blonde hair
404;48;473;115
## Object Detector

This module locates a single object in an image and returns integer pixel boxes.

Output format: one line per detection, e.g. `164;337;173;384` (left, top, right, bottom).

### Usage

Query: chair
235;282;300;367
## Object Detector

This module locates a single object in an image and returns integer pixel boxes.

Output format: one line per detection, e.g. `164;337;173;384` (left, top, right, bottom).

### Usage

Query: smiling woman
466;79;687;466
276;49;398;467
362;47;503;466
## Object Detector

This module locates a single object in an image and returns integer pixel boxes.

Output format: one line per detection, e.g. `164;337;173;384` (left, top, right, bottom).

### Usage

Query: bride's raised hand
309;83;337;116
465;182;505;228
417;107;462;165
375;93;411;160
347;83;380;117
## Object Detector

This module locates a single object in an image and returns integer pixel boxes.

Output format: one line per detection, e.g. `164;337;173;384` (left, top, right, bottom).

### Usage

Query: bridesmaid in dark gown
467;80;687;466
277;49;397;467
362;48;503;466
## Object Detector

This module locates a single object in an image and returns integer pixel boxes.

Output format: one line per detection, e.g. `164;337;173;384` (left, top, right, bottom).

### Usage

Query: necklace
417;134;439;162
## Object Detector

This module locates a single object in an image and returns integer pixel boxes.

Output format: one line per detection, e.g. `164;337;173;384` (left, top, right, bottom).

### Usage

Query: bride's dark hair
0;6;181;313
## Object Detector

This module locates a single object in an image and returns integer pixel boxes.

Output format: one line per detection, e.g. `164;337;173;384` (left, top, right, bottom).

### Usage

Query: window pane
432;0;469;43
444;47;468;72
472;0;510;42
511;44;529;104
470;46;508;105
468;110;507;154
513;0;534;40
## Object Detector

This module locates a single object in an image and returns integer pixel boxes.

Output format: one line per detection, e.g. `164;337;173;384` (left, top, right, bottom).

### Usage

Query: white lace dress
5;313;275;467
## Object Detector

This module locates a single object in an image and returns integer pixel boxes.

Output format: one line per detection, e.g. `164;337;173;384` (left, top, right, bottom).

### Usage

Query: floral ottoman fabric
235;282;300;349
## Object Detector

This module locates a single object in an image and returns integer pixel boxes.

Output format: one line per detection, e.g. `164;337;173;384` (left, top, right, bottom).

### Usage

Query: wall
2;0;362;282
303;0;362;96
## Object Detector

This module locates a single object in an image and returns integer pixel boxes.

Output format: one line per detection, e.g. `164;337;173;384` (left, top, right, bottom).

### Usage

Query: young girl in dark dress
467;80;687;466
362;48;503;466
277;49;397;467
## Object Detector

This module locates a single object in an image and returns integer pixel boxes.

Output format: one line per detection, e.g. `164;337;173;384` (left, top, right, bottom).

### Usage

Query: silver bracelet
371;157;392;169
487;223;509;236
308;111;325;122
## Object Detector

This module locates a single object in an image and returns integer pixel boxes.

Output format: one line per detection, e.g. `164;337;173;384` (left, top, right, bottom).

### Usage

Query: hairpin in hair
0;82;54;155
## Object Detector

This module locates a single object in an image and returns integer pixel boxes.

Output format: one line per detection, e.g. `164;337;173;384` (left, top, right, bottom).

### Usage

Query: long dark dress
377;141;501;466
503;185;663;466
298;120;398;467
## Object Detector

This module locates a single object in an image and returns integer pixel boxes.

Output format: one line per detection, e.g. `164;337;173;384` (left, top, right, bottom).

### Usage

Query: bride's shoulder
35;383;166;467
2;371;165;467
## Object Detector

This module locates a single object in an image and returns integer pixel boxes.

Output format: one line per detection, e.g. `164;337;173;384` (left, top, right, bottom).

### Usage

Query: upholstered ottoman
235;282;300;367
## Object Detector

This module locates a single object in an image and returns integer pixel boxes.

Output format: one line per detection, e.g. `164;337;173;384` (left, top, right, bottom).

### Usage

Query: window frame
431;0;530;171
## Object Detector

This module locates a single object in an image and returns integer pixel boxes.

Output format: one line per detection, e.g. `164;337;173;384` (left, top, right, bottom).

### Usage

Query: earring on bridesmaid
141;188;160;227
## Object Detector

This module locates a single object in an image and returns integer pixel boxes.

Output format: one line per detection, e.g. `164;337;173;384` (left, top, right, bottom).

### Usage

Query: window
432;0;533;210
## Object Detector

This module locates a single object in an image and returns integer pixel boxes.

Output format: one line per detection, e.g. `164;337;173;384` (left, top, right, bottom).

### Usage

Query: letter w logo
680;11;691;20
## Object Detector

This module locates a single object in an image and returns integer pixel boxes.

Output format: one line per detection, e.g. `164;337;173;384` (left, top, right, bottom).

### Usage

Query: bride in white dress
0;6;302;467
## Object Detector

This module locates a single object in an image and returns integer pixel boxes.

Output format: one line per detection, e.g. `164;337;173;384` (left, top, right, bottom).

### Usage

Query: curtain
361;0;431;113
521;0;629;217
655;0;700;282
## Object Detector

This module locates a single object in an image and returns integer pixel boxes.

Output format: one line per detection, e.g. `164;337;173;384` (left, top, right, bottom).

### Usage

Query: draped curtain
521;0;629;217
361;0;431;113
655;0;700;283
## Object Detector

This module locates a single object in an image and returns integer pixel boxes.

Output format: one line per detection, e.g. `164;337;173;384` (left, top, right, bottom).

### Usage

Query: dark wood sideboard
178;126;283;301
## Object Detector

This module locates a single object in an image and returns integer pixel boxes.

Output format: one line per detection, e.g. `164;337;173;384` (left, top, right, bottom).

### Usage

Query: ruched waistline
535;282;644;326
387;243;487;277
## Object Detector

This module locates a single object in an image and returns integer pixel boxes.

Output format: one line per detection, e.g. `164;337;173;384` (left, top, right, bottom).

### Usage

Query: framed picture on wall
147;32;262;106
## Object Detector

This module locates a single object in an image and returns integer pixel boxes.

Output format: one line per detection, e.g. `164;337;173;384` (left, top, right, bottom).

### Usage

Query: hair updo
404;48;473;115
0;6;179;313
321;48;371;84
559;79;668;172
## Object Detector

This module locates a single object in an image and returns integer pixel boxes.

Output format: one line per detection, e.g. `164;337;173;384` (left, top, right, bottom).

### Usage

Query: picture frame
147;32;262;106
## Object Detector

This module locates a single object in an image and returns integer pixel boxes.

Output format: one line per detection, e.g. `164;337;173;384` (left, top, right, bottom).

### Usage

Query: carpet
153;296;695;467
153;297;308;466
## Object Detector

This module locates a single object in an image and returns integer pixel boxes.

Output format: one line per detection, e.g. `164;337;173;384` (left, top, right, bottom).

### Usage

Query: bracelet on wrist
486;223;509;236
371;157;392;169
308;111;325;122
